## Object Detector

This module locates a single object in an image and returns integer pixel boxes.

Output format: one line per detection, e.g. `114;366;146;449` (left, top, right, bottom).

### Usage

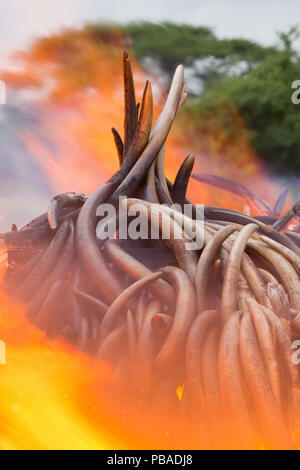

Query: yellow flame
176;384;184;402
0;292;119;450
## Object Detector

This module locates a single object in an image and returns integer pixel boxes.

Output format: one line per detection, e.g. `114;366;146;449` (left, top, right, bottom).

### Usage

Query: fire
0;290;121;450
2;26;286;213
0;26;297;450
176;384;184;401
0;268;205;449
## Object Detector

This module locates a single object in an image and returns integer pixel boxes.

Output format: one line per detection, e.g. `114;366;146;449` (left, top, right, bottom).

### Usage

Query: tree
127;21;276;90
183;28;300;174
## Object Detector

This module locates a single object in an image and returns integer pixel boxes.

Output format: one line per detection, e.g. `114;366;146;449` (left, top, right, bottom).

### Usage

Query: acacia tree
127;21;276;89
183;28;300;174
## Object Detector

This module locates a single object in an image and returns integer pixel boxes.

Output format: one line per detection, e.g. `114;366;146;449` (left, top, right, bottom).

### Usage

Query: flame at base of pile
1;53;300;450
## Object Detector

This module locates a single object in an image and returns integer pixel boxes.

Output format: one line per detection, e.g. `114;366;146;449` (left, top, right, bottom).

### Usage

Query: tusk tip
187;153;195;164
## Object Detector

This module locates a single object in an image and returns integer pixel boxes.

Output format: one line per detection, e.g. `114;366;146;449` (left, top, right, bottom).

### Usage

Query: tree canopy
3;20;300;175
181;27;300;173
127;21;276;86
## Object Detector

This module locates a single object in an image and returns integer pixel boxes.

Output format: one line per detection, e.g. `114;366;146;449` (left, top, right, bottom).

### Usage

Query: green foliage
86;22;300;174
6;19;300;174
184;28;300;173
127;21;275;79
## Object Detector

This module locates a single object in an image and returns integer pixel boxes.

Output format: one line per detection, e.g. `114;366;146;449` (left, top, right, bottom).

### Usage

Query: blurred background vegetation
5;21;300;175
85;21;295;176
126;22;300;175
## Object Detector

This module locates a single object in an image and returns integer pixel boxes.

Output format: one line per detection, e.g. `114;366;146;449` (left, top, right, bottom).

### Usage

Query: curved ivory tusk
104;239;174;305
204;206;300;255
245;297;282;408
96;324;126;360
247;239;300;311
99;271;162;341
261;305;300;431
241;253;272;309
15;219;71;302
154;73;186;200
155;143;171;200
221;224;258;322
108;80;153;190
111;65;184;202
26;221;75;319
218;311;255;448
266;282;290;320
239;311;291;448
201;324;223;446
258;268;279;285
186;310;218;413
123;198;198;281
171;154;195;206
111;127;124;166
48;192;87;230
260;234;300;275
123;51;137;156
155;266;196;370
76;183;123;303
73;289;108;316
129;80;153;162
135;303;162;397
195;224;237;312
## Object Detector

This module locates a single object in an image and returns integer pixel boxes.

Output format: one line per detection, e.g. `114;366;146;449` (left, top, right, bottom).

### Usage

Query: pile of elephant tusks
2;52;300;449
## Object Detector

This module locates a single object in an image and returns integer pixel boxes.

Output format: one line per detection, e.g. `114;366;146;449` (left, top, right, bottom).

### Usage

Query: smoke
1;0;300;68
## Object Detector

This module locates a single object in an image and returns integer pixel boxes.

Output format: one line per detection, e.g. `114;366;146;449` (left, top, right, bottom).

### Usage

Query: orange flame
2;26;287;212
0;26;295;450
0;290;121;449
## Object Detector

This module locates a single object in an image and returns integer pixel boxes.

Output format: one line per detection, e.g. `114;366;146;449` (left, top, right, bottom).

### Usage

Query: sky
0;0;300;66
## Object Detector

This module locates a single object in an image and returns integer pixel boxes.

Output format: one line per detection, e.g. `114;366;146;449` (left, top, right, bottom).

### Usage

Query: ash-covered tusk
272;200;300;232
241;253;272;309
